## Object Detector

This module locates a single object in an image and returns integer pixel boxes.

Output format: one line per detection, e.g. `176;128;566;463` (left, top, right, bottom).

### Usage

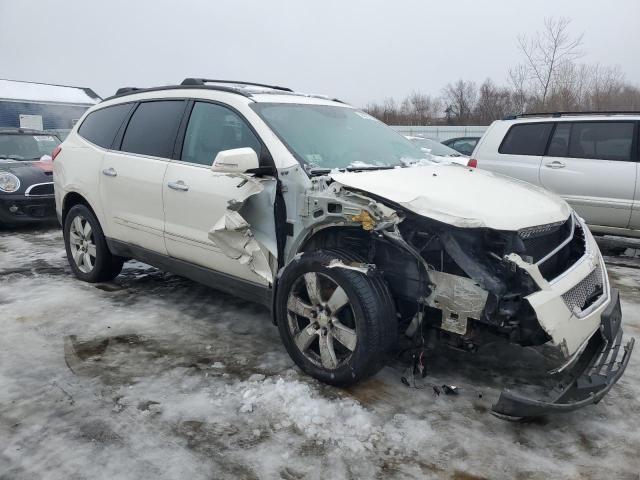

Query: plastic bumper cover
492;288;634;419
0;195;57;224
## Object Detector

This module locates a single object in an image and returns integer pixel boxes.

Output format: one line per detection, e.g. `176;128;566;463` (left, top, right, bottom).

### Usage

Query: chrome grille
518;220;565;240
25;182;54;196
562;263;604;315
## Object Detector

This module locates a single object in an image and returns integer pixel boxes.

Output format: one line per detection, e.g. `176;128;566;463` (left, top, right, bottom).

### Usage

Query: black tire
63;204;124;282
275;249;396;386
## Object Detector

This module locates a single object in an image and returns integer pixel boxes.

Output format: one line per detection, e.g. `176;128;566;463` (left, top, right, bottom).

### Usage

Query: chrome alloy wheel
286;272;358;369
68;215;96;273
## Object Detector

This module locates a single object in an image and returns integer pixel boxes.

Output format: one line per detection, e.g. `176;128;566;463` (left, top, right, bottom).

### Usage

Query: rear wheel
275;249;396;386
64;204;124;282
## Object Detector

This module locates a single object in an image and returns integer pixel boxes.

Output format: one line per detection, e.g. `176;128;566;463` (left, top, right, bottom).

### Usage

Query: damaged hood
330;165;571;230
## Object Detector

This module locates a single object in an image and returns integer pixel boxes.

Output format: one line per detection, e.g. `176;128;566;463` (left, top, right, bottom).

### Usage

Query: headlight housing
0;172;20;193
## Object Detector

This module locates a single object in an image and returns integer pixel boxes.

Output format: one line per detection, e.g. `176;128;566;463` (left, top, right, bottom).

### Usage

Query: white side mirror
211;148;259;173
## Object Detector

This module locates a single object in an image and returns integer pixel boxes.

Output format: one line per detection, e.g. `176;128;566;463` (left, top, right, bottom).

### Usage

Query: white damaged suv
53;79;634;419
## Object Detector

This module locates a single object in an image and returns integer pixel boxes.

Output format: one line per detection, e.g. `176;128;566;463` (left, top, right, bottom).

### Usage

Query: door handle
544;160;566;169
167;180;189;192
102;167;117;177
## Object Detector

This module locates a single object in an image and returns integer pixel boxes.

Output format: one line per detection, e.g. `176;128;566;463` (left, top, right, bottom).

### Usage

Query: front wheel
275;249;396;386
63;204;124;282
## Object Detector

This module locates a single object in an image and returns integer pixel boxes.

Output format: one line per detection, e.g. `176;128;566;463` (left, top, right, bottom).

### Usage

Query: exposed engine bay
298;175;588;357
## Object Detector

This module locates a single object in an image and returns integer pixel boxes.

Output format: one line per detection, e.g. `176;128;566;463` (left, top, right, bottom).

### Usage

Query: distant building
0;79;101;137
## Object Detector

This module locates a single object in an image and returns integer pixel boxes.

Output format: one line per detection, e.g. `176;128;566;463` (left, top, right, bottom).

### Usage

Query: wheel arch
62;191;99;225
297;225;373;257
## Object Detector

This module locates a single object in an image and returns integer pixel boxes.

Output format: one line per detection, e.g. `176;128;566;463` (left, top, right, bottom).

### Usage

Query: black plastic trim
106;238;272;307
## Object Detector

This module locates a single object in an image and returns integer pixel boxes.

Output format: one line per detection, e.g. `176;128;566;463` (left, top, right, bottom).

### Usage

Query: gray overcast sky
1;0;638;107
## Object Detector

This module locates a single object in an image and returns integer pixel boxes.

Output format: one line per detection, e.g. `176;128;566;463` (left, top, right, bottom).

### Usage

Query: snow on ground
0;228;639;480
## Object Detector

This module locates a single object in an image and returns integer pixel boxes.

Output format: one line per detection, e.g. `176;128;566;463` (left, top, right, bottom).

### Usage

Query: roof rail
105;84;255;102
516;110;640;118
115;87;142;95
181;78;293;92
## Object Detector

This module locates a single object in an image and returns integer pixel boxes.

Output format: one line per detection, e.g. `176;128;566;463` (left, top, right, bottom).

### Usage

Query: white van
472;113;640;237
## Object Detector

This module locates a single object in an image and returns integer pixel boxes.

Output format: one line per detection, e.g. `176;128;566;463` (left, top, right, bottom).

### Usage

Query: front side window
251;103;425;171
499;123;553;156
0;133;60;161
181;102;262;166
568;122;634;161
78;103;133;149
120;101;185;158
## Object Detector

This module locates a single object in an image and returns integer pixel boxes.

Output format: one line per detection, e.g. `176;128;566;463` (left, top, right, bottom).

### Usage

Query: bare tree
403;91;440;124
442;80;477;124
508;65;529;114
590;64;625;110
475;79;513;123
517;17;583;107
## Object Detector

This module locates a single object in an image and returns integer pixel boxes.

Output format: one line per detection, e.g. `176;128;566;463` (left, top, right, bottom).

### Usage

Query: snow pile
0;79;99;105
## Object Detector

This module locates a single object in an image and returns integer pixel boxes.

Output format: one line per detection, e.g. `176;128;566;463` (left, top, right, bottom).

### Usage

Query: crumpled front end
402;210;634;418
296;174;633;418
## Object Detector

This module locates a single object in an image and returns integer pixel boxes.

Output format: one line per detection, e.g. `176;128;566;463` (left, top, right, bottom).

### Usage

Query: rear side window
499;123;553;156
547;123;571;157
120;101;185;158
78;104;133;148
181;102;263;166
569;122;634;161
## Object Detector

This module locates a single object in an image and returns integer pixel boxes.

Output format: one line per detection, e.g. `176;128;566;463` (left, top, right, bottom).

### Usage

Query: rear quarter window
78;103;134;149
498;123;553;156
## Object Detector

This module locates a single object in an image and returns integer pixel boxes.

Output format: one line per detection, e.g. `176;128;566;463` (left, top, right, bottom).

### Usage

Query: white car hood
330;165;571;230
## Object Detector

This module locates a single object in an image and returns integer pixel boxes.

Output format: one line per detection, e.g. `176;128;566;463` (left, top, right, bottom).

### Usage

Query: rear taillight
51;145;62;161
467;158;477;168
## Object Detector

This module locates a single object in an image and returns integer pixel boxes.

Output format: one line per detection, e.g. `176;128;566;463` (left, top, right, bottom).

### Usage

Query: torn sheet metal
426;270;488;335
208;174;274;284
302;180;401;233
209;210;273;283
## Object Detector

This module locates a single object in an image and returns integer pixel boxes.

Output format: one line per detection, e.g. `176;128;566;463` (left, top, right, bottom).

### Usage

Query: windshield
407;137;462;157
0;134;60;161
251;103;426;172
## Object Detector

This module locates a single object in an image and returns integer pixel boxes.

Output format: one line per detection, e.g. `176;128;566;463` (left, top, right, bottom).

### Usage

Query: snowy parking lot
0;227;639;480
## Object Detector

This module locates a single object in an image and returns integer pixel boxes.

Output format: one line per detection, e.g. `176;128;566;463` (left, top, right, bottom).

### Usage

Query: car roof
102;79;349;108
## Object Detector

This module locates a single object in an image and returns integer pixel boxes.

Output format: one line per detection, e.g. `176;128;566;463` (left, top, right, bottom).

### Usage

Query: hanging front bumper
492;288;634;419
